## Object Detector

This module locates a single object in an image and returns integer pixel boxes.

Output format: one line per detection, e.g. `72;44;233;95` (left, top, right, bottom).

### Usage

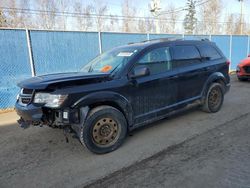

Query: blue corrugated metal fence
0;29;249;109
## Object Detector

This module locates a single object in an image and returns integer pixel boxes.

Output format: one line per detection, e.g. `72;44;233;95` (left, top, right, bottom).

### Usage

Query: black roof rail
127;37;210;45
141;37;184;43
127;37;183;45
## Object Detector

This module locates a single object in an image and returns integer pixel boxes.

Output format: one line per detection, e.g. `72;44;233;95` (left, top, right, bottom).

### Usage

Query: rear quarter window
172;45;200;60
198;44;222;60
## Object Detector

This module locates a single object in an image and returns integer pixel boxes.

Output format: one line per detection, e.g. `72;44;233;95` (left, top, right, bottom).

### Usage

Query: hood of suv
18;72;110;89
239;57;250;67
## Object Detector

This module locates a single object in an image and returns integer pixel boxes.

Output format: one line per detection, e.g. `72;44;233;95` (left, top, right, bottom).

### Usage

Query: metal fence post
147;33;150;40
247;35;250;56
229;35;232;70
98;31;102;54
25;29;36;77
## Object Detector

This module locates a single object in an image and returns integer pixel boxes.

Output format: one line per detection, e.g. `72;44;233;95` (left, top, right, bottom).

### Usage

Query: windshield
80;46;140;74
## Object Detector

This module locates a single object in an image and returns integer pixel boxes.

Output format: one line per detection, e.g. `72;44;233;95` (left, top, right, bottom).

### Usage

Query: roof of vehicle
118;38;214;50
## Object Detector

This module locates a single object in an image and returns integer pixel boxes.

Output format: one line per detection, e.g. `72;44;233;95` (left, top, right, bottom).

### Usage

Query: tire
80;105;127;154
201;83;224;113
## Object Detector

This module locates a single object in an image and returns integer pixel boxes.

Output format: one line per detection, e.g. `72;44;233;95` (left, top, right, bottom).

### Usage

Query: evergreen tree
183;0;197;34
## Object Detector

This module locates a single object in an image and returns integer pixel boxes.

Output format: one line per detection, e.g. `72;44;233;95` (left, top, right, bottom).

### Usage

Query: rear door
171;45;211;102
198;43;226;78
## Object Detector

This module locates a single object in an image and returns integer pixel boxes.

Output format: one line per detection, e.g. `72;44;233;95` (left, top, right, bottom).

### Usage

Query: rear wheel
201;83;224;113
80;105;127;154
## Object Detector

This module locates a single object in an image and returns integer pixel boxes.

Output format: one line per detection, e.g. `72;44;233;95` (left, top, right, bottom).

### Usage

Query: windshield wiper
88;65;94;73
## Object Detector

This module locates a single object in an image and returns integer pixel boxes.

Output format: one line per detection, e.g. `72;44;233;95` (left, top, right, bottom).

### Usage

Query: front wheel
201;83;224;113
80;106;127;154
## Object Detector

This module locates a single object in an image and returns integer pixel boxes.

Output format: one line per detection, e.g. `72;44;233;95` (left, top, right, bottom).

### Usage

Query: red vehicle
236;55;250;81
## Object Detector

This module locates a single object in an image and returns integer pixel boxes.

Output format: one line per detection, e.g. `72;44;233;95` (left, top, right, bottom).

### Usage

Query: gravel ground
87;111;250;188
0;75;249;188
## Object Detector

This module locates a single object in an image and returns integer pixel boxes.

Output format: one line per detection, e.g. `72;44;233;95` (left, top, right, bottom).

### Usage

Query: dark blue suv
15;39;230;154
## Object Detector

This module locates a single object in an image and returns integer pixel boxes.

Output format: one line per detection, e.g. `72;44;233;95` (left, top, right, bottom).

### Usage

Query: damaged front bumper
15;102;89;137
15;102;43;128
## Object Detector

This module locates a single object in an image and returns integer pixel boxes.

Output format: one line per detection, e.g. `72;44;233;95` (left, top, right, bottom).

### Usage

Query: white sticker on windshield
117;52;134;57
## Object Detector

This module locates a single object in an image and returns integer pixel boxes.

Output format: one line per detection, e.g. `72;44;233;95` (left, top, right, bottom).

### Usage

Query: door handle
128;79;138;86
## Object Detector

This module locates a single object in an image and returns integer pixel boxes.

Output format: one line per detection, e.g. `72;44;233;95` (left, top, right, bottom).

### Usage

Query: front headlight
34;93;68;108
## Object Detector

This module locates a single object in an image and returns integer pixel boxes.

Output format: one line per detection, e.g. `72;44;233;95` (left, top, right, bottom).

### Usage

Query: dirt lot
0;75;249;188
88;107;250;188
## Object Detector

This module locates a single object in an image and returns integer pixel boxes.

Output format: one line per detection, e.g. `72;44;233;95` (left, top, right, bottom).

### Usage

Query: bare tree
233;16;247;35
225;13;234;34
224;13;248;35
92;0;108;31
0;9;7;27
145;18;154;33
122;0;136;32
74;2;94;31
4;0;18;27
3;0;30;28
57;0;68;30
168;4;179;33
158;17;170;33
199;0;222;34
37;0;57;30
138;18;147;33
107;14;119;31
156;3;180;34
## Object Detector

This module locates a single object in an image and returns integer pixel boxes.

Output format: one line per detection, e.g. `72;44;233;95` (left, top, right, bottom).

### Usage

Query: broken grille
18;88;34;106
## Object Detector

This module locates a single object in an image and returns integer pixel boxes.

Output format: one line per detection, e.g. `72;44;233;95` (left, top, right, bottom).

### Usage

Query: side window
137;47;172;75
198;45;222;60
172;45;201;69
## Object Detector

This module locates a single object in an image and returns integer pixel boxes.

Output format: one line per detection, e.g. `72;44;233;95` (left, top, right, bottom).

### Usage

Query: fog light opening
63;111;69;119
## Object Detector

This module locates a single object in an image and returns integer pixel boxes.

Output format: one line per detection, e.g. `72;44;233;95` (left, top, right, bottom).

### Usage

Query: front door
127;46;179;124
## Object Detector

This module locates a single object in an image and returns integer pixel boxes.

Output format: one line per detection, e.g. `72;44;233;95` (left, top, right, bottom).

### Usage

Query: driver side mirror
129;66;150;79
248;54;250;57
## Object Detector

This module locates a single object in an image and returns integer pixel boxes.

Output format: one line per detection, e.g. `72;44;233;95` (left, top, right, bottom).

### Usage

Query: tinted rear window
172;45;200;60
198;44;221;60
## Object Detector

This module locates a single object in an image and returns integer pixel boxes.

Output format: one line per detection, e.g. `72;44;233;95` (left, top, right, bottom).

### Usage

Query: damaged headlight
34;93;67;108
